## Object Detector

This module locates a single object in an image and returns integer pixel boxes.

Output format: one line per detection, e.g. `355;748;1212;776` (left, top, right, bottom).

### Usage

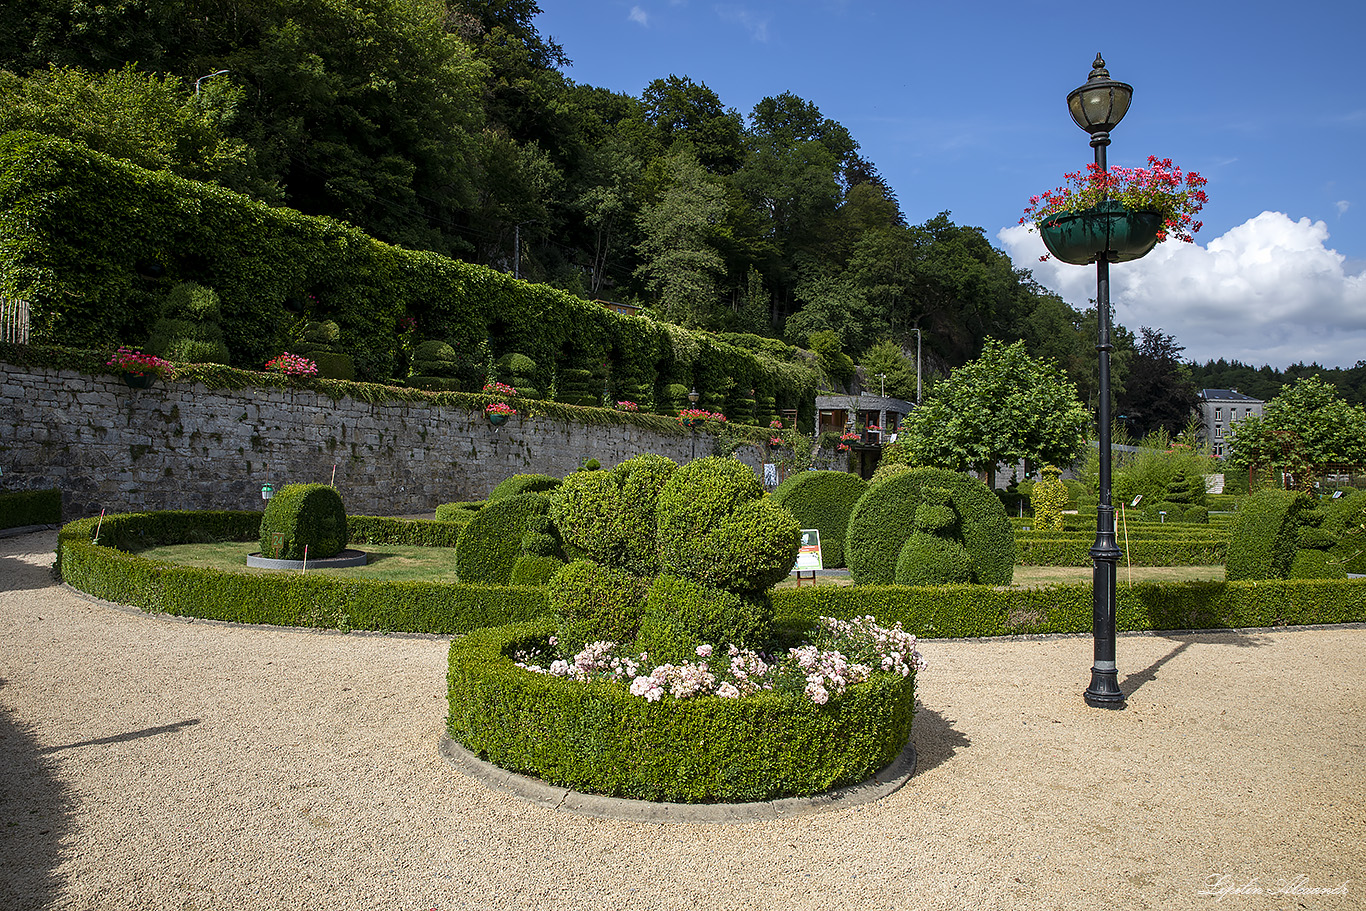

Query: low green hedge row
347;515;467;548
1014;536;1227;566
772;577;1366;639
446;618;917;803
56;512;547;634
0;488;62;529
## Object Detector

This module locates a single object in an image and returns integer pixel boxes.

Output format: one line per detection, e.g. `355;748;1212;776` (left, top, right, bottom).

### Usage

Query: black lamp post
1069;54;1132;709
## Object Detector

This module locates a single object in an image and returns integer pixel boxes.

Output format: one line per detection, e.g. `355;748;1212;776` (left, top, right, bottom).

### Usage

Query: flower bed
447;617;919;803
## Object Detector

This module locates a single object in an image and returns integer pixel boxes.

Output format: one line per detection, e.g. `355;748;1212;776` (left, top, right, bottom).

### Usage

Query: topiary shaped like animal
894;487;973;585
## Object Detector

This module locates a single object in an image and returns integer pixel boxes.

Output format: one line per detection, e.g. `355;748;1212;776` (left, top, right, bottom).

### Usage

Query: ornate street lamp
1070;54;1132;709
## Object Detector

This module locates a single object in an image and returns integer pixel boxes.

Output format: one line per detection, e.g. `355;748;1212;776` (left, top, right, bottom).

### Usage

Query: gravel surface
1;529;1362;910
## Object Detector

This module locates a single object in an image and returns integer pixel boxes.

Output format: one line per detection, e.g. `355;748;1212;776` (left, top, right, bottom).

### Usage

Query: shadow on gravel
0;554;56;594
911;706;971;776
0;689;74;911
1121;629;1272;698
40;719;201;754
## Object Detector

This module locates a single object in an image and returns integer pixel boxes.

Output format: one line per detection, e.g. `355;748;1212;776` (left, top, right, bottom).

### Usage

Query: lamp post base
1083;668;1126;708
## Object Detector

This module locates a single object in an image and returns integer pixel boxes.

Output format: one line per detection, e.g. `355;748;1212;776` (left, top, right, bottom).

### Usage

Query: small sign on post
792;529;822;585
269;532;285;559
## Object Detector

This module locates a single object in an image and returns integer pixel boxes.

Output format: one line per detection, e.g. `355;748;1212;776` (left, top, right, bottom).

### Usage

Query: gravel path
1;529;1362;910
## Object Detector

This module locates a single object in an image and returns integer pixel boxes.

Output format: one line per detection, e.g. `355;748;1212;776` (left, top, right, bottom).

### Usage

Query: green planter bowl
1038;201;1164;265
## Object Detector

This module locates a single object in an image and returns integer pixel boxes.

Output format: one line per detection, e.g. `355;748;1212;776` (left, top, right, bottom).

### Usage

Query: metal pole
914;328;922;405
1085;131;1125;708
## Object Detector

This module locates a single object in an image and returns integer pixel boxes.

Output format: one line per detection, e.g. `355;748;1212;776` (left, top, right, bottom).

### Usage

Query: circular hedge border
446;618;918;804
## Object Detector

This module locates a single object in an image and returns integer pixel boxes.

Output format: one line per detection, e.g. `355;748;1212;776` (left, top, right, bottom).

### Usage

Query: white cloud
1337;199;1351;216
628;5;649;26
715;5;770;41
998;212;1366;369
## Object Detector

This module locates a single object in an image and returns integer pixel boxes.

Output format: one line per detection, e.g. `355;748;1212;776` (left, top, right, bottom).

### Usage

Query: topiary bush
634;574;773;665
845;466;1014;586
258;483;347;560
147;282;230;365
550;454;677;577
1327;489;1366;575
1225;489;1313;580
547;559;650;656
454;492;555;585
769;470;867;568
489;473;561;501
0;487;62;529
1031;466;1068;531
894;487;973;585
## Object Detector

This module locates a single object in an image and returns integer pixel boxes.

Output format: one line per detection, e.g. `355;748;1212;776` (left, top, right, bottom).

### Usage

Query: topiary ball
550;454;676;577
768;470;868;568
258;483;347;560
489;473;562;501
913;487;959;536
845;467;1013;586
656;457;800;594
454;492;554;584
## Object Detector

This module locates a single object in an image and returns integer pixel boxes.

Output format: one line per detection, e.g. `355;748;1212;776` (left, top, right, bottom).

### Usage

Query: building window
1215;407;1222;420
1214;443;1223;457
1215;425;1223;439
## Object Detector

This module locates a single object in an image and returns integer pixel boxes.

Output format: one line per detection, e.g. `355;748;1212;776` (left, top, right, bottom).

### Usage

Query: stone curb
438;733;917;825
245;548;370;569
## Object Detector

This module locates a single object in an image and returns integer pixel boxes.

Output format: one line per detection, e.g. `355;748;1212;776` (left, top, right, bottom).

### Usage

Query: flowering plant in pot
264;352;318;377
677;408;725;428
1020;157;1208;263
484;401;517;425
107;347;173;386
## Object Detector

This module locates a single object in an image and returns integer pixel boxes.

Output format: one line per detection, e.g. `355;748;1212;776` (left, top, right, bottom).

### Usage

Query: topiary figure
894;487;972;585
410;340;460;379
1031;466;1069;531
547;560;649;654
454;492;554;584
294;319;355;380
769;470;868;568
635;575;772;665
550;454;677;577
258;483;347;560
845;466;1014;586
495;352;539;398
148;282;230;365
1226;489;1314;580
1165;466;1208;507
489;473;562;501
1327;489;1366;574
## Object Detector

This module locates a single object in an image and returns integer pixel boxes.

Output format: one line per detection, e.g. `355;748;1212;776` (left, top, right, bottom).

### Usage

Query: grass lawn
775;564;1225;589
136;542;462;583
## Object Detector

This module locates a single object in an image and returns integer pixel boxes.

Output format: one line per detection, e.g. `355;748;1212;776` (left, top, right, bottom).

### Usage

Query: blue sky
536;0;1366;369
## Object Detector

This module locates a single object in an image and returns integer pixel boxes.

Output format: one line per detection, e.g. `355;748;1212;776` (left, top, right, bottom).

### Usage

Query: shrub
1225;489;1312;580
509;554;566;587
634;573;773;665
258;483;347;560
656;457;800;594
550;454;677;577
147;282;230;364
845;467;1014;586
0;488;62;529
489;473;561;501
1031;466;1068;531
768;470;867;568
547;560;650;655
410;340;461;379
1328;489;1366;574
454;492;553;584
446;618;916;803
895;533;972;586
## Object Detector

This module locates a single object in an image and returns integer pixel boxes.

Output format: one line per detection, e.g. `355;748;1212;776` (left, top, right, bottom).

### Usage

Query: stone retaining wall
1;364;765;518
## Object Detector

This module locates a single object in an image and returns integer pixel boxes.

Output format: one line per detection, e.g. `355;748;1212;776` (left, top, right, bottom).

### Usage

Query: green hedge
1014;535;1227;566
56;512;547;634
258;483;347;560
0;134;818;427
1226;490;1310;580
348;515;466;548
768;470;867;569
454;493;554;585
773;578;1366;639
0;488;62;529
446;618;917;803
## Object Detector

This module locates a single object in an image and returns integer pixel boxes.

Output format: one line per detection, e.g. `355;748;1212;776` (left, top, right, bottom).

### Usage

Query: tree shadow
0;689;75;911
0;555;55;593
1121;628;1272;698
911;705;971;776
39;718;200;754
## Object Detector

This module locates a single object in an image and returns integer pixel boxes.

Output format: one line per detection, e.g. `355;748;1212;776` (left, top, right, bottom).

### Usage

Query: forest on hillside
3;0;1358;424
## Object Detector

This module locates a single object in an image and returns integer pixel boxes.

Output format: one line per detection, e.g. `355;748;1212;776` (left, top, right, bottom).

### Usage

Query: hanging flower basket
1038;201;1164;265
120;371;157;389
487;412;509;427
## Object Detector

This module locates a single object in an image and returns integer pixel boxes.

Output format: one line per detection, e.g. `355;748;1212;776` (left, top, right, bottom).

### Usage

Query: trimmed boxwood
489;474;562;501
56;512;547;632
258;484;347;560
550;454;676;577
446;618;917;803
454;492;554;584
768;470;867;568
634;573;773;665
1226;489;1312;580
772;577;1366;639
1328;489;1366;574
845;467;1014;586
1013;534;1227;566
547;559;649;655
0;488;62;529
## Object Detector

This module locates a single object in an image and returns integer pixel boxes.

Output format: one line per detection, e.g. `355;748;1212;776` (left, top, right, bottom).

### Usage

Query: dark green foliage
509;554;565;587
550;454;677;577
1226;490;1313;580
656;458;800;593
347;515;464;548
454;492;553;584
410;340;461;379
295;320;354;380
768;470;867;568
147;282;229;364
845;467;1014;586
258;484;347;560
1328;490;1366;574
547;560;649;655
0;488;62;529
895;533;972;586
446;619;917;803
772;577;1366;640
489;473;562;501
635;574;773;664
56;512;548;633
1164;466;1208;507
433;503;482;524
